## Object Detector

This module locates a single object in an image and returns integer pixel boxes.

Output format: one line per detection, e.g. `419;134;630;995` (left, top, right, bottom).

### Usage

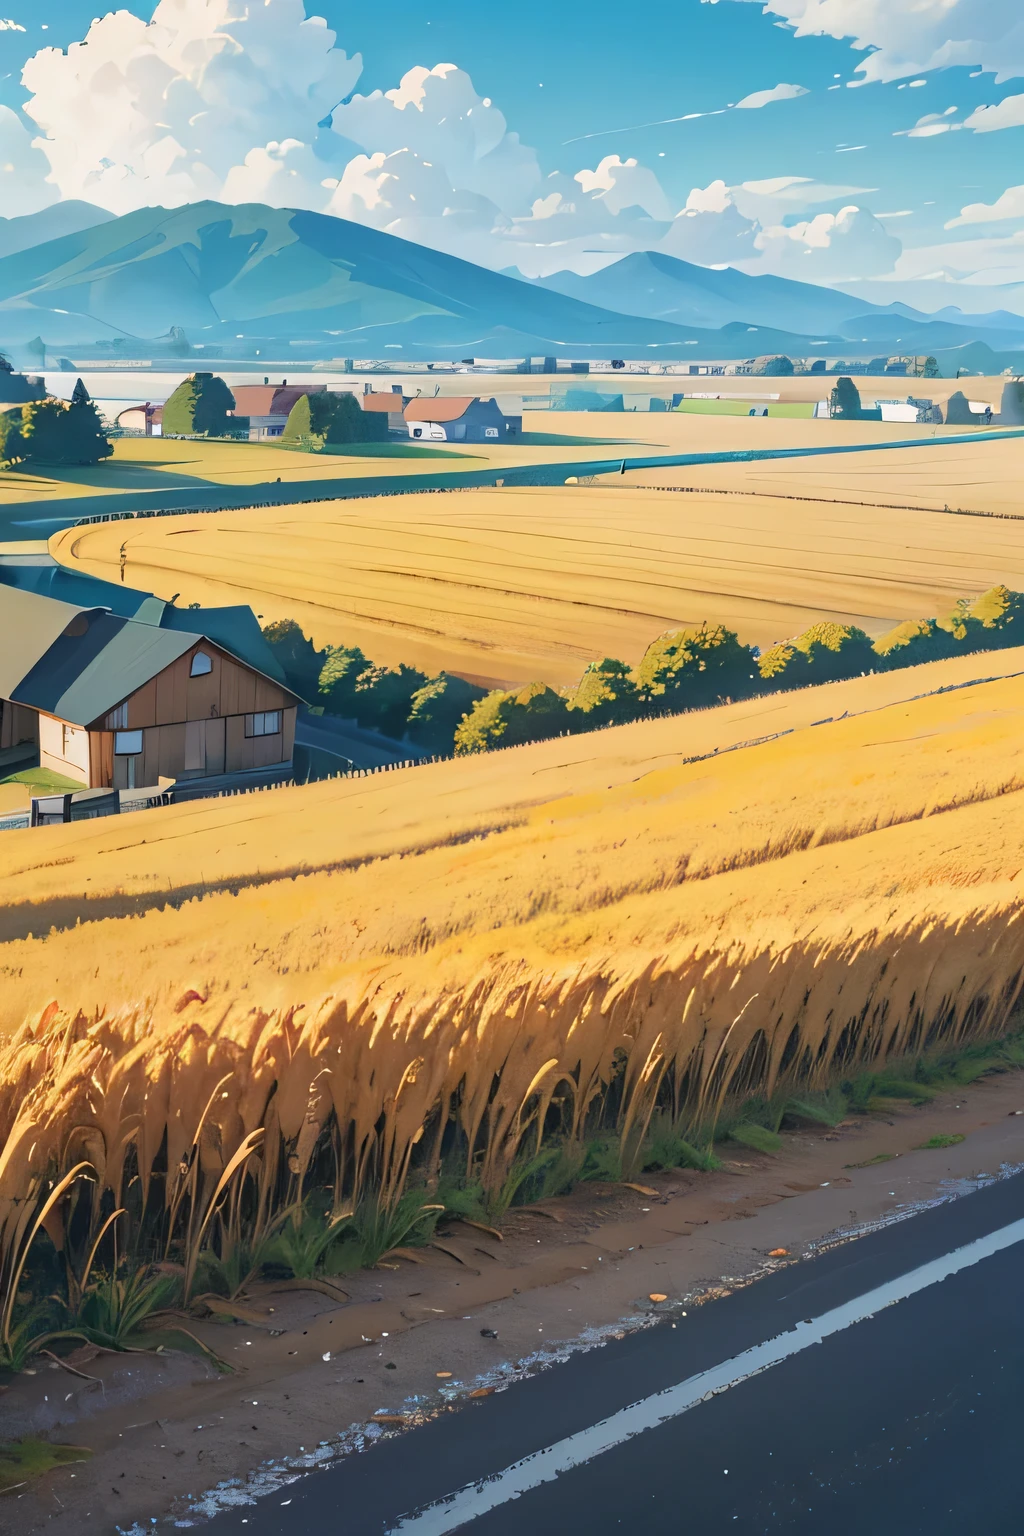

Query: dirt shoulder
5;1071;1023;1535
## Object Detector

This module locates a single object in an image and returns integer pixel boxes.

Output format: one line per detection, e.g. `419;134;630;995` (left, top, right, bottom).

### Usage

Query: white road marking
390;1215;1024;1533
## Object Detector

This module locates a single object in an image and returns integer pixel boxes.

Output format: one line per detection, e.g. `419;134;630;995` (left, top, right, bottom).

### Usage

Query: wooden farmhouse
0;586;299;791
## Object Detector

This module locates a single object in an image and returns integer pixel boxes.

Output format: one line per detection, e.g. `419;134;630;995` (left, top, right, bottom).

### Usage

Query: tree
967;584;1024;643
0;408;25;466
944;390;983;426
935;597;985;648
633;622;757;712
792;621;875;682
353;663;429;737
19;396;112;465
318;645;373;717
757;640;811;687
262;619;327;701
282;391;335;447
162;373;236;436
830;377;862;420
454;681;569;754
872;618;956;669
406;673;486;752
70;377;91;407
566;658;639;728
325;392;388;445
761;356;794;376
920;356;940;378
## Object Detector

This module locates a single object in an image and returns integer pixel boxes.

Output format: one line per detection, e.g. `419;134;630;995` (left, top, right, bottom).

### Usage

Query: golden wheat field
52;463;1024;686
3;651;1024;1242
622;430;1024;517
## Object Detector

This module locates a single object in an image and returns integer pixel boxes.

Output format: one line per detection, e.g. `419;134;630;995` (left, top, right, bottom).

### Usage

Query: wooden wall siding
89;731;114;789
104;644;290;731
105;707;296;787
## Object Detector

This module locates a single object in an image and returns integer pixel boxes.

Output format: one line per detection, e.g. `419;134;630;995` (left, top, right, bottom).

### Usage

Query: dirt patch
5;1071;1023;1534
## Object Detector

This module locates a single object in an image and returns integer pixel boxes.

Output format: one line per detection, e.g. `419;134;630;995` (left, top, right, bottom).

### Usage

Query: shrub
566;657;639;727
633;622;757;711
163;373;236;436
406;673;486;752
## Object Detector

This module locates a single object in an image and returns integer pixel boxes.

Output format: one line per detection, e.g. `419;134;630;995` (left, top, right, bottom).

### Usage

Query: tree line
264;583;1024;757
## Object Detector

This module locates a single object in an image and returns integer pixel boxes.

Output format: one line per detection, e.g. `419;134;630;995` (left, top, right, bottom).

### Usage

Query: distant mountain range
0;201;1021;373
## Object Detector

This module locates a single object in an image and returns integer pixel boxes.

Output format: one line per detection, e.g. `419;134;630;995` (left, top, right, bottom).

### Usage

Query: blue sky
2;0;1024;307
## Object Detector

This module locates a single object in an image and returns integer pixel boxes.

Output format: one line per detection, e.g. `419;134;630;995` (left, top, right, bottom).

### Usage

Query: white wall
38;714;90;785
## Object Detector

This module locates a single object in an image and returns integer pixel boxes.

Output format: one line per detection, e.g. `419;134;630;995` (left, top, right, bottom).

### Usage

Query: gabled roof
0;585;298;727
229;384;322;418
404;396;477;422
0;585;98;699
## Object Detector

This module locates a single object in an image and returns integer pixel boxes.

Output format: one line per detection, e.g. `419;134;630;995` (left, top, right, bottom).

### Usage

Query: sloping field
3;653;1024;1220
52;467;1024;686
622;431;1024;518
0;408;973;507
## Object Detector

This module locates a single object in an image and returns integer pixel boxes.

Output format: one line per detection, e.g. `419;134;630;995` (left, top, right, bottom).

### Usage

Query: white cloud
21;0;362;214
733;82;808;109
331;64;541;216
0;102;58;216
5;0;907;283
0;18;26;30
964;93;1024;133
947;185;1024;227
752;204;902;280
716;0;1024;85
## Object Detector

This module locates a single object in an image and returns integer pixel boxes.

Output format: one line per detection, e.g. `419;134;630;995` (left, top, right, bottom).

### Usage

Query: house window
245;710;281;738
106;702;129;729
190;651;213;677
485;426;499;438
114;729;144;756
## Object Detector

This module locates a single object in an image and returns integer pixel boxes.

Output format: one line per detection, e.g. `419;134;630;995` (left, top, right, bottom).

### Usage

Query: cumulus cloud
4;0;908;282
331;64;541;216
716;0;1024;85
733;82;808;109
752;204;902;280
946;186;1024;228
21;0;362;214
0;102;58;216
0;18;26;29
964;93;1024;133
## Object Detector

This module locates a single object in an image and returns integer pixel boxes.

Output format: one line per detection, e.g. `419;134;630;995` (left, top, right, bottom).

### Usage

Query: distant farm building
228;383;322;441
116;403;164;436
0;576;298;794
404;396;522;442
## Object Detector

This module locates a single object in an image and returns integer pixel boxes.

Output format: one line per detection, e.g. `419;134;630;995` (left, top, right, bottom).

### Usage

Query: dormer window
190;651;213;677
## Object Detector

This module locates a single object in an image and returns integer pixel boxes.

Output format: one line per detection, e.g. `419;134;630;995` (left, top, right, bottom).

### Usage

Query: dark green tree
162;373;236;436
761;356;794;376
454;681;570;754
318;645;373;717
967;584;1024;642
0;408;25;466
353;663;429;737
325;391;388;445
872;618;956;669
19;396;112;465
757;640;811;687
70;377;91;407
406;673;487;752
633;622;757;711
261;619;328;701
566;657;639;728
830;376;862;420
792;621;876;682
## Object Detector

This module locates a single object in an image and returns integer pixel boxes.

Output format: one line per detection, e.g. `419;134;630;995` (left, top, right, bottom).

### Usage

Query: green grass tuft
0;1439;91;1493
915;1133;966;1150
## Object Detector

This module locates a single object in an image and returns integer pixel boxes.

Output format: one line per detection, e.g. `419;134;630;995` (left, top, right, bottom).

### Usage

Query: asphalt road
201;1170;1024;1536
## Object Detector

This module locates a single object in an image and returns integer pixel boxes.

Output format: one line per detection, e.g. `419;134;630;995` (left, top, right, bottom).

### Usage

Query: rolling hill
0;201;853;361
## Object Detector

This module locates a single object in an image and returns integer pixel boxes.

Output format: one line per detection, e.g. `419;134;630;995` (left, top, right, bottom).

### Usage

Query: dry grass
624;432;1024;518
52;469;1024;687
2;653;1024;1280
